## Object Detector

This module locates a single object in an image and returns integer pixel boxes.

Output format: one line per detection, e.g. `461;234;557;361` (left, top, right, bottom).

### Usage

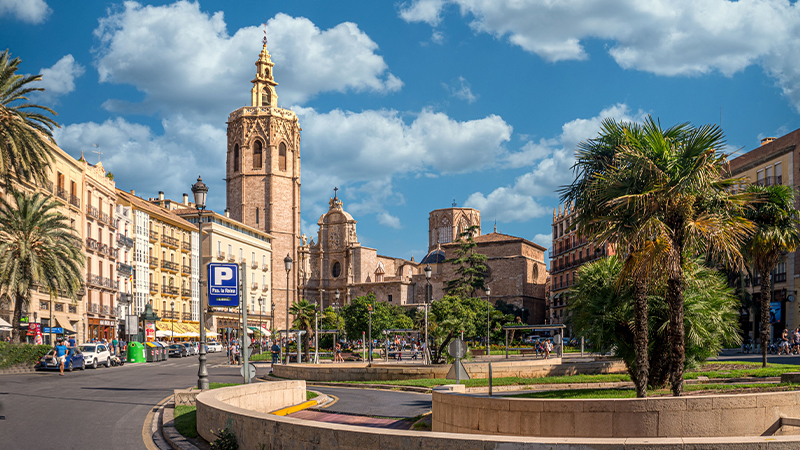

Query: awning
248;326;271;336
0;317;11;331
55;316;76;333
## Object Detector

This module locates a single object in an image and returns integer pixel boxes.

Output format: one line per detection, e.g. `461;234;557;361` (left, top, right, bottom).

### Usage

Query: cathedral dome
420;249;445;264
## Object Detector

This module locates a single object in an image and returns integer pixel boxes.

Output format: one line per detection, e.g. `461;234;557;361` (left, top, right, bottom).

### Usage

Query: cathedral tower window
261;90;270;105
233;144;240;172
279;142;287;171
253;140;263;169
332;261;341;278
437;218;452;244
256;207;259;224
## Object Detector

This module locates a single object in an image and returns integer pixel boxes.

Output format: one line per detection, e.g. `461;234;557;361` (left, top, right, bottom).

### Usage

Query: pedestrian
335;343;343;363
271;340;280;364
233;342;241;365
68;336;76;348
112;337;118;355
55;339;68;375
227;342;233;365
544;339;552;359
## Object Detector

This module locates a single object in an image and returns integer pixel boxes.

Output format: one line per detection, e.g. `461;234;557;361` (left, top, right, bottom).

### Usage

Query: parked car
207;342;223;353
80;343;112;369
182;342;197;356
168;344;188;358
38;347;86;372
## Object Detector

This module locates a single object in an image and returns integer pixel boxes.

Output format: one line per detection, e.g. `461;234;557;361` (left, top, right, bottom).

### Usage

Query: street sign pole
242;261;250;384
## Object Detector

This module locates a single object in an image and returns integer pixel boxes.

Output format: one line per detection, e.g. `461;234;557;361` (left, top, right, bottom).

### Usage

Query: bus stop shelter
501;324;567;358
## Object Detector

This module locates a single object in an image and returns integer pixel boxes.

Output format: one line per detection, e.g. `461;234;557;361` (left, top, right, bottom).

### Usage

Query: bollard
581;336;584;357
489;362;493;397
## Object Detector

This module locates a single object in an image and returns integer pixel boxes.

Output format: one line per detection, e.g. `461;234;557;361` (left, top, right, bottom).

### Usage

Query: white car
80;343;112;369
206;342;223;353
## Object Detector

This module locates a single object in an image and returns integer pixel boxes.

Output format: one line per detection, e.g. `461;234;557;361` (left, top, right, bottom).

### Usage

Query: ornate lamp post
283;254;292;364
171;301;175;342
424;264;432;365
486;287;491;354
334;290;340;353
258;297;263;354
191;175;209;390
50;277;57;347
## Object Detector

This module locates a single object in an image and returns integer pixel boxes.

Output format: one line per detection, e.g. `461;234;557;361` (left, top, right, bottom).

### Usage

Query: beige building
174;206;273;338
729;130;799;340
115;201;134;336
0;144;86;343
116;190;200;337
226;41;301;332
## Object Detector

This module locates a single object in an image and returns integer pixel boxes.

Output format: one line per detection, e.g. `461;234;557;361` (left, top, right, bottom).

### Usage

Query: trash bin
127;342;146;363
145;342;157;362
157;342;167;361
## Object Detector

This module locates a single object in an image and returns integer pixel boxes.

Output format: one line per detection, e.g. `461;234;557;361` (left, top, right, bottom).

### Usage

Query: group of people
779;328;800;354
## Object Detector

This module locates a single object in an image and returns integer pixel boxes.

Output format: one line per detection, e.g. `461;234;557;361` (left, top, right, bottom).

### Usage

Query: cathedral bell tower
226;37;302;327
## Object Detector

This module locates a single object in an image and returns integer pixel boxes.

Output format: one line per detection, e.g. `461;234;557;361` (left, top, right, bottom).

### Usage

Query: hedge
0;342;53;368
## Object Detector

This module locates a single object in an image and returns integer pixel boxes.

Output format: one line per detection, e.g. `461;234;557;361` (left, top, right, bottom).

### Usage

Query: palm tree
0;190;84;343
290;298;316;362
743;184;800;367
0;50;58;187
565;117;754;395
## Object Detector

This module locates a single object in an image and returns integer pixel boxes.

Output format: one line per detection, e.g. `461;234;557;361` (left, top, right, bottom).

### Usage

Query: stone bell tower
226;37;302;328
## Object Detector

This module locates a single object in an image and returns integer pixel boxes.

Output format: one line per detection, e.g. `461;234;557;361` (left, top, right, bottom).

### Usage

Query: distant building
728;129;800;340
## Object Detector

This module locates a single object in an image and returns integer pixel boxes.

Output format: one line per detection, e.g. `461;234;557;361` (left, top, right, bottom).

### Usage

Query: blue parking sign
207;263;239;307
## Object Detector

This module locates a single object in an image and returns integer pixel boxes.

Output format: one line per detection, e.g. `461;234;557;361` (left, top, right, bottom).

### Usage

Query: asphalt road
310;385;432;419
0;351;244;450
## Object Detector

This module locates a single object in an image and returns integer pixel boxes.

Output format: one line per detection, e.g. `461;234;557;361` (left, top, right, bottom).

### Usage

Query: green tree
569;256;741;390
444;225;488;298
289;299;316;361
0;50;58;187
0;190;84;343
319;306;344;349
743;184;800;367
341;294;395;342
564;117;753;395
428;295;490;362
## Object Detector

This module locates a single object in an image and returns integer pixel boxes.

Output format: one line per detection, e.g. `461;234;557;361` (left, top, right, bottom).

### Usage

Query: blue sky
3;0;800;262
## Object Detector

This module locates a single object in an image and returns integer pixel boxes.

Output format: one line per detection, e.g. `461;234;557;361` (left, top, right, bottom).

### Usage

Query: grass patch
685;362;800;380
209;382;240;389
307;391;318;401
173;405;197;438
507;383;800;399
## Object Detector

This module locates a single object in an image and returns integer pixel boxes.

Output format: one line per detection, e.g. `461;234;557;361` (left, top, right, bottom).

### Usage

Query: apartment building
115;189;200;336
549;202;615;333
729;130;800;340
115;201;134;337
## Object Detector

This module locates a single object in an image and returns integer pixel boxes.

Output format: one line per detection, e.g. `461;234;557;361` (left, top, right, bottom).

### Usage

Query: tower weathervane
333;187;338;199
452;199;457;207
263;21;267;46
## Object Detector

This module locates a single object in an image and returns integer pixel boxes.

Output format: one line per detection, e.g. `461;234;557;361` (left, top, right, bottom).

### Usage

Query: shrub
0;342;52;368
210;427;237;450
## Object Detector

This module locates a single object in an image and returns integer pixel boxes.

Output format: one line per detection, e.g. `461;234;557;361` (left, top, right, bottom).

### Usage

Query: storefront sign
100;319;114;327
145;321;155;341
126;315;137;333
42;327;64;334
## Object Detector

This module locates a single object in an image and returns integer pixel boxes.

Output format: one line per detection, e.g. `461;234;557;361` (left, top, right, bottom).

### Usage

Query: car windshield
80;345;96;353
170;345;181;349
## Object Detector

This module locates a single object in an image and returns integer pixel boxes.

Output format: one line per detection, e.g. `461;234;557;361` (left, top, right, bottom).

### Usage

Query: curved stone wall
195;382;800;449
271;358;626;382
432;390;800;438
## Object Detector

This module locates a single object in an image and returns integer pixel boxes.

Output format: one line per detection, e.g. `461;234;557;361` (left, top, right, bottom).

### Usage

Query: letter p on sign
215;267;233;283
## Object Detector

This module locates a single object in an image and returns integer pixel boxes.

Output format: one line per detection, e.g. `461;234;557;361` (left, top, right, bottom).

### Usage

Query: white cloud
378;212;402;229
54;115;228;211
443;76;477;103
92;1;401;119
466;103;645;222
431;31;444;45
399;0;445;27
0;0;50;24
34;55;85;102
532;233;552;249
399;0;800;111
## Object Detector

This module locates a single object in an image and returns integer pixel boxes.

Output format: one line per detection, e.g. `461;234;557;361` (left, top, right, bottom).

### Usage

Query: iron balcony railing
162;285;179;296
149;257;159;267
149;230;159;241
182;264;191;275
162;235;179;248
118;292;133;303
56;186;68;201
181;288;191;297
85;237;99;252
117;235;134;247
149;282;159;293
87;204;100;220
182;241;191;252
161;260;179;272
182;312;192;321
117;262;133;277
70;194;80;208
100;211;110;225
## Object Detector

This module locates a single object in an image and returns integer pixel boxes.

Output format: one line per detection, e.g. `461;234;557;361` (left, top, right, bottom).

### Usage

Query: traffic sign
447;338;467;359
207;263;239;307
240;362;256;379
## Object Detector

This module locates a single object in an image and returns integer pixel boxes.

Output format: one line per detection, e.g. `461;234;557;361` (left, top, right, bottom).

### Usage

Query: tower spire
251;29;278;108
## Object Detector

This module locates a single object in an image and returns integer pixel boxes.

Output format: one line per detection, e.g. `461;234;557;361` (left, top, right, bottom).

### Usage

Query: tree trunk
12;295;26;344
303;332;311;362
436;331;454;364
633;279;649;397
760;267;772;368
667;268;685;396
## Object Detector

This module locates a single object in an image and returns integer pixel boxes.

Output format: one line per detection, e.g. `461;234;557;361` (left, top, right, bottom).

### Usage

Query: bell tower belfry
226;37;302;327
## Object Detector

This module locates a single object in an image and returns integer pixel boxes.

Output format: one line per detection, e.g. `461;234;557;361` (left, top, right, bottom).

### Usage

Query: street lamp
171;301;175;342
424;264;431;365
334;290;340;354
191;175;209;390
50;277;57;347
283;254;292;364
486;287;491;354
258;297;263;354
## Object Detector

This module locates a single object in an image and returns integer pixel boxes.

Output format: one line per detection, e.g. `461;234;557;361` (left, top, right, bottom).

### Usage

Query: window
279;142;287;171
217;241;221;255
87;223;92;238
263;255;266;267
332;261;341;278
228;244;232;256
233;144;240;172
757;169;764;184
239;248;243;262
388;295;393;303
437;218;452;244
256;207;259;224
775;162;783;184
251;252;255;264
253;140;263;169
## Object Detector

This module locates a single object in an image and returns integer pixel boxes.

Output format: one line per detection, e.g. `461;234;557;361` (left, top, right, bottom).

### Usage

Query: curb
0;364;37;375
160;400;201;450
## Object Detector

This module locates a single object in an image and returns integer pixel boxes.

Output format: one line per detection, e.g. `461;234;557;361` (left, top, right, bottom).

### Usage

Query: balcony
70;194;80;208
217;251;226;261
262;285;268;292
161;260;179;273
251;261;258;269
162;235;179;248
111;218;119;229
161;285;179;296
181;288;191;298
117;262;133;277
100;211;110;226
117;235;134;247
56;185;68;201
85;237;99;252
149;256;159;268
149;282;159;293
227;254;236;262
251;282;259;291
88;303;100;314
149;230;159;242
182;264;191;275
41;179;53;194
182;312;192;321
181;241;191;252
262;263;269;272
102;305;112;316
87;273;103;287
87;204;100;221
118;292;133;303
162;310;178;320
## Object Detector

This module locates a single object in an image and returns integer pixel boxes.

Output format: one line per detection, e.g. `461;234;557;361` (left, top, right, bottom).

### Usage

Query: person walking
55;339;68;375
271;340;280;364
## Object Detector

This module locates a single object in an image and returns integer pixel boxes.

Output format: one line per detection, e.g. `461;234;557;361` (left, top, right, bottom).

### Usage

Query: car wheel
81;360;86;370
92;359;98;369
68;360;74;372
106;358;111;368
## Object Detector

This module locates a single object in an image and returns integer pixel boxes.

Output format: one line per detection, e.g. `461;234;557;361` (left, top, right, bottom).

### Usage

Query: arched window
279;142;287;171
233;144;240;172
253;140;263;169
437;218;452;244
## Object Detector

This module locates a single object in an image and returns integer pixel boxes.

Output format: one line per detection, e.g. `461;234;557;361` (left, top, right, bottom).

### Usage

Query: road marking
270;400;318;416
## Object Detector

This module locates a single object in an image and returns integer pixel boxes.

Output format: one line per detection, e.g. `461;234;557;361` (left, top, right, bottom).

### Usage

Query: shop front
88;318;115;341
